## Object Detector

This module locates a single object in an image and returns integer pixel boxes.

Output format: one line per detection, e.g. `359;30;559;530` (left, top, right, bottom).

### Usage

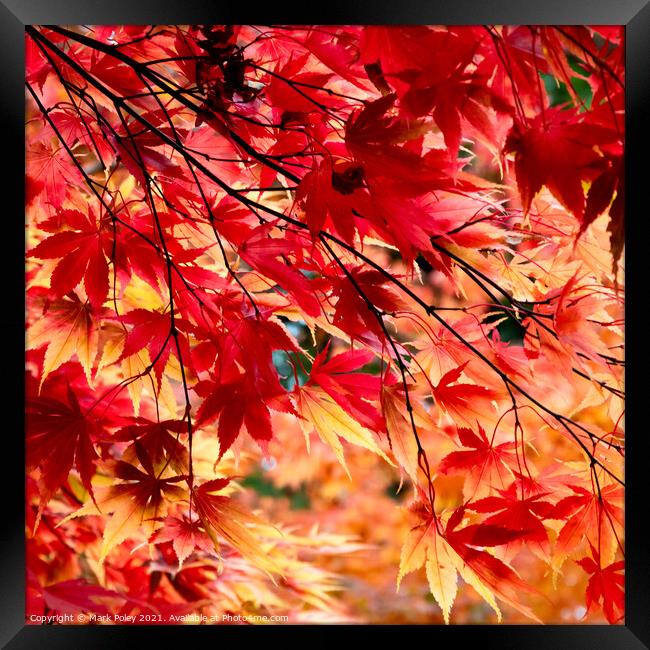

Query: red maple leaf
432;363;500;426
119;308;193;385
41;579;124;617
239;224;321;317
549;483;623;571
308;343;384;432
504;110;617;221
113;417;189;474
438;422;518;498
331;265;403;341
30;208;111;309
296;157;369;243
444;505;542;621
150;516;214;568
27;382;100;515
467;481;554;559
195;374;274;459
577;544;625;624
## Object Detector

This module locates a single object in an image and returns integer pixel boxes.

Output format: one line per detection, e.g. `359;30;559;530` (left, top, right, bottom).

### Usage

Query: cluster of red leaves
26;24;624;624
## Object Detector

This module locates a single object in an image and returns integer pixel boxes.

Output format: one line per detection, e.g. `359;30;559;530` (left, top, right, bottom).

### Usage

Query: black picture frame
2;1;647;646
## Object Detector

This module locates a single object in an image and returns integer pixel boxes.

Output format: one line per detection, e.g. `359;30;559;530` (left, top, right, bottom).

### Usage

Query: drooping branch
27;24;624;497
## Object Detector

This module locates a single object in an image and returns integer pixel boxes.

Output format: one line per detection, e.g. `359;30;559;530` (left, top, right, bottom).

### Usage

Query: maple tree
25;24;624;624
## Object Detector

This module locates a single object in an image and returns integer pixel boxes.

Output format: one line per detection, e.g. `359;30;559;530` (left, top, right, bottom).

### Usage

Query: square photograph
25;24;624;625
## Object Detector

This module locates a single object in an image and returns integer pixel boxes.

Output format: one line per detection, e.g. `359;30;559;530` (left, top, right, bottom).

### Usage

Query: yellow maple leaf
397;515;458;624
193;479;282;578
397;508;501;624
28;295;98;388
381;386;422;485
60;455;186;564
296;386;393;477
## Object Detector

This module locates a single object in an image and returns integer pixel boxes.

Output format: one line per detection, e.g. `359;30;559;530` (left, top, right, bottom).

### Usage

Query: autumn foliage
25;25;624;624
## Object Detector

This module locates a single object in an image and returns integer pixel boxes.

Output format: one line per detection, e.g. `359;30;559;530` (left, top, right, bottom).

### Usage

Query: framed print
2;0;648;647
